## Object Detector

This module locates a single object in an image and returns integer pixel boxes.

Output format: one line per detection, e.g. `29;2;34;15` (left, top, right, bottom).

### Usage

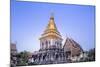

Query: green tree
16;51;30;66
88;48;95;61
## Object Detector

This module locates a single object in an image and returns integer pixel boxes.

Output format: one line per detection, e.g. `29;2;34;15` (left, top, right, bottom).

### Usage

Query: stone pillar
40;54;43;62
51;52;54;61
47;53;49;61
49;53;51;61
45;53;47;61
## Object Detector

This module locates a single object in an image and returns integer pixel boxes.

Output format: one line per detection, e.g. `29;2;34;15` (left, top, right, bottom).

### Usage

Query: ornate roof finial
50;12;54;19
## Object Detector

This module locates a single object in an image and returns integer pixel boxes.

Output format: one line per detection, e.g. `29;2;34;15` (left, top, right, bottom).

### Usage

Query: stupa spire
44;13;59;34
40;13;62;40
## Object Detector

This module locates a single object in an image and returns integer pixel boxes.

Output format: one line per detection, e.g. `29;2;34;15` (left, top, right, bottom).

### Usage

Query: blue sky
11;0;95;52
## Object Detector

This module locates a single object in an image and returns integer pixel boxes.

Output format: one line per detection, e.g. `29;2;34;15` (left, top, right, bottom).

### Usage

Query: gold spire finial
50;12;54;19
39;13;62;40
43;13;60;35
41;13;62;37
47;13;57;30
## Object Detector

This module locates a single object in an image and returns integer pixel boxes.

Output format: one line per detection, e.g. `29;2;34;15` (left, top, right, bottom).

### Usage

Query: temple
28;14;83;64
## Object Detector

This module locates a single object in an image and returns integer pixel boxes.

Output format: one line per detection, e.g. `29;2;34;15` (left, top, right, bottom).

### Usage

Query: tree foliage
88;48;95;61
16;51;29;66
